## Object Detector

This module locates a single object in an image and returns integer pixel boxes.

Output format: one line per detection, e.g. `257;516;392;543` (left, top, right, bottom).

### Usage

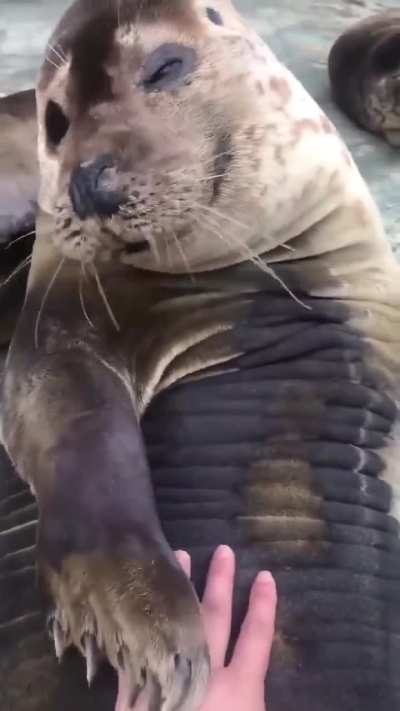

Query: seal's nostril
69;154;123;220
69;167;94;220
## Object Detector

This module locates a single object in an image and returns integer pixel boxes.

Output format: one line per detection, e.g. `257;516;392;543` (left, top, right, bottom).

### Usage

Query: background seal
328;10;400;146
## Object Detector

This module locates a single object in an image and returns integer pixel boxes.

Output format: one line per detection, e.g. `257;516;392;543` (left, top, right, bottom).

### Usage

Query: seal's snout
69;154;124;220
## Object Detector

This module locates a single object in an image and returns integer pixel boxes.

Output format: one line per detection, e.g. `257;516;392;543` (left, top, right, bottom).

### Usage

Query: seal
0;89;38;240
0;91;37;349
2;1;400;710
328;10;400;146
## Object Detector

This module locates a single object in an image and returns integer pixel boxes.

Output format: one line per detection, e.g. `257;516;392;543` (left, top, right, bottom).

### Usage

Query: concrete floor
0;0;392;95
1;0;400;252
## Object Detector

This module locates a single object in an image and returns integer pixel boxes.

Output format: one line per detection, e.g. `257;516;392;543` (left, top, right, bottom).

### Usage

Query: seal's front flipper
0;89;38;244
2;270;210;711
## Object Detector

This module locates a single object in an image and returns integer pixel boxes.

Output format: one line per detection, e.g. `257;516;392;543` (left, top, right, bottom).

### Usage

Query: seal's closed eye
142;43;197;92
206;8;224;26
45;100;70;149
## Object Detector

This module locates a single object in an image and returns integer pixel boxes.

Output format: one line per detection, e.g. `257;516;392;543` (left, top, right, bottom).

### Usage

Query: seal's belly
1;291;400;711
143;292;400;711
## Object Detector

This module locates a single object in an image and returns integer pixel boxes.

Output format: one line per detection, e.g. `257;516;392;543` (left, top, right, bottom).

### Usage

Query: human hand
117;545;277;711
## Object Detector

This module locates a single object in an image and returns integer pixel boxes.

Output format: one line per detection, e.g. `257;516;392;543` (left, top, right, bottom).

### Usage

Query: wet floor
1;0;400;251
0;0;389;94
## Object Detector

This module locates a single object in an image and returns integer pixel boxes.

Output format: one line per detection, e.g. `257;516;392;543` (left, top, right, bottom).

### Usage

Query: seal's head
329;11;400;147
37;0;261;272
37;0;372;279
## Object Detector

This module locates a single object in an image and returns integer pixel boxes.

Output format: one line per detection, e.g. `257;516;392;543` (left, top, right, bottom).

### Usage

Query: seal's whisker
45;56;62;71
163;233;172;269
195;173;231;183
202;151;237;168
193;210;257;265
79;265;95;330
205;198;296;252
191;195;296;254
48;44;67;66
5;229;35;250
171;231;195;283
133;0;145;42
165;170;253;185
192;172;258;185
146;234;161;265
55;42;67;61
191;200;250;232
136;0;145;25
0;255;31;290
168;151;237;176
92;266;120;332
34;258;65;350
194;213;310;310
192;210;252;263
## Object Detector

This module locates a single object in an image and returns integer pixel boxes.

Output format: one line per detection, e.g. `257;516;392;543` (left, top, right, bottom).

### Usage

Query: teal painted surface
1;0;399;251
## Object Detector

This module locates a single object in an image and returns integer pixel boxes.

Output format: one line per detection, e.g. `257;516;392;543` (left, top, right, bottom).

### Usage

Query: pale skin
116;545;278;711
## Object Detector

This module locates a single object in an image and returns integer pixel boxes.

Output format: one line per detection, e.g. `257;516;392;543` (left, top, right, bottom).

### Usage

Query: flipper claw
47;613;68;661
83;633;100;687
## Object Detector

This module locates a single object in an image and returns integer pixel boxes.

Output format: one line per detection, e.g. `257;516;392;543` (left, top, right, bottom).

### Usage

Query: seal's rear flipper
0;89;38;245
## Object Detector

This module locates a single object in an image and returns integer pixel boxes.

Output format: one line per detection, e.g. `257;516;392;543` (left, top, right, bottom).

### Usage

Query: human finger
230;571;277;681
115;668;149;711
175;549;192;578
201;545;235;670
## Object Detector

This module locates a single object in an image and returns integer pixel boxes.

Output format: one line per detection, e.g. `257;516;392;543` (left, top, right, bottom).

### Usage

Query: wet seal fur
2;1;400;710
328;10;400;146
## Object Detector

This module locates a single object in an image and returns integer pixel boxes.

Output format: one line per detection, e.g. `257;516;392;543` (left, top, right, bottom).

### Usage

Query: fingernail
175;549;188;557
255;571;274;586
215;545;233;559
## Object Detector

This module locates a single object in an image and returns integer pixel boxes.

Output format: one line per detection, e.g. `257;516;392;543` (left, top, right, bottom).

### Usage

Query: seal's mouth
55;131;233;267
124;240;150;255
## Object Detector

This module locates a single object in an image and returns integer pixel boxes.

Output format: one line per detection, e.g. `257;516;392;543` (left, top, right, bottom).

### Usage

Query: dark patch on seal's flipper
143;289;400;711
0;442;120;711
0;89;38;242
328;11;400;143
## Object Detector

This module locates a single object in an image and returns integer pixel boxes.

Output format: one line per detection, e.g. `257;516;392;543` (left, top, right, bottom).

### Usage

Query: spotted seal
0;91;37;348
328;10;400;146
2;1;400;710
0;89;38;239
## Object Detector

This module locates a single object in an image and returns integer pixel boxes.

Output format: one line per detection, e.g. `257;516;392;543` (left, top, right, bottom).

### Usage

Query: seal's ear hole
206;8;224;26
373;37;400;75
45;100;70;148
142;44;197;92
